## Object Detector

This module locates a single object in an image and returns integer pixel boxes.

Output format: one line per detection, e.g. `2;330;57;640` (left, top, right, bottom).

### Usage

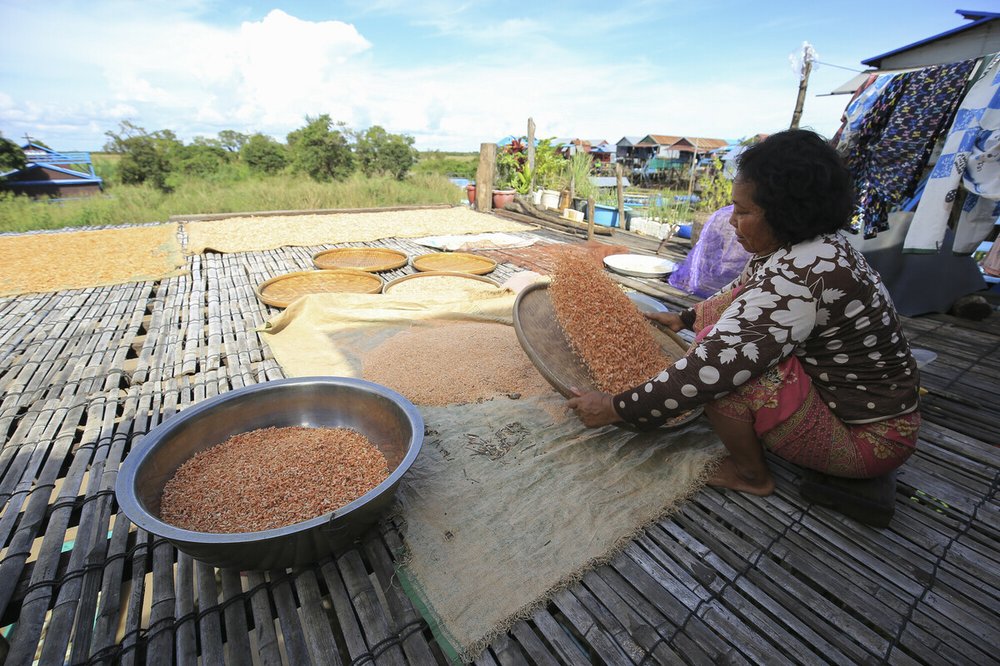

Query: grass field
0;169;468;233
0;151;713;234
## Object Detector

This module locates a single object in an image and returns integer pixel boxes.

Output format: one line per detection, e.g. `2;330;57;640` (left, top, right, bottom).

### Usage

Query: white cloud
0;2;857;151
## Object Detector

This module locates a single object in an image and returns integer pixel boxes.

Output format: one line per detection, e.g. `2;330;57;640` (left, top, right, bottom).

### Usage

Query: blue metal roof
861;9;1000;66
2;141;103;185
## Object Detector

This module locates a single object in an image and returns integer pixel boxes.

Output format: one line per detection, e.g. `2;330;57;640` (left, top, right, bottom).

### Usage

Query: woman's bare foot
708;456;775;496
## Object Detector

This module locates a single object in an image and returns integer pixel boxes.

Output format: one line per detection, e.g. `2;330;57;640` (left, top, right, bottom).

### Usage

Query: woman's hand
645;311;686;332
567;388;622;428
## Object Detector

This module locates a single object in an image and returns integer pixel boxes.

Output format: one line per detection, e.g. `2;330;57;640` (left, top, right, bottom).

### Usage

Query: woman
568;129;921;496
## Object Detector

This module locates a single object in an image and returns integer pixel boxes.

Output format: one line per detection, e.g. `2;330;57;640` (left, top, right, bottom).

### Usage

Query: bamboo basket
411;252;497;275
256;269;383;307
382;271;501;296
312;247;408;272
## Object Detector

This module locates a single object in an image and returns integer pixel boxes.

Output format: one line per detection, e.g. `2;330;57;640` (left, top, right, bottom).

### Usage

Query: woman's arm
614;276;819;429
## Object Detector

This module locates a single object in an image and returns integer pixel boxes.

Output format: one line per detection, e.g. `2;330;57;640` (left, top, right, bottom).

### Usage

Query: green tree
286;115;354;181
241;133;288;174
102;120;145;153
0;133;26;177
354;125;416;180
104;121;179;192
176;142;230;176
118;137;172;191
697;156;732;212
218;130;250;153
191;135;223;149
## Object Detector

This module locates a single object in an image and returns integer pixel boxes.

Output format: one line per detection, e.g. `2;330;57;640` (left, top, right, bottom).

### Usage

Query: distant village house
1;141;104;199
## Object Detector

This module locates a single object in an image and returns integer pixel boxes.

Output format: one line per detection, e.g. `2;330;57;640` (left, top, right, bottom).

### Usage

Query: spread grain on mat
160;426;389;533
184;207;529;254
549;248;672;394
0;224;187;297
362;322;553;405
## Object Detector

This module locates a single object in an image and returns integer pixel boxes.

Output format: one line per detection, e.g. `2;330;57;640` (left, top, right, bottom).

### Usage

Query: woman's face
730;178;782;256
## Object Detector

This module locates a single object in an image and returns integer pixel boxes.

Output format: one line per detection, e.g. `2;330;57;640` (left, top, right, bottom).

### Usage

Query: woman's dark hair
735;129;853;244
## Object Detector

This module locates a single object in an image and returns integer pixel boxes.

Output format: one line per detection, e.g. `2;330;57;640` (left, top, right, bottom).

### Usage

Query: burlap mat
258;292;723;662
185;207;531;254
0;224;187;297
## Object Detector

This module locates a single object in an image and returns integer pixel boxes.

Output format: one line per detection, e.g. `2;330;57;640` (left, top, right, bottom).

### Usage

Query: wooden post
527;117;536;192
687;139;700;200
615;162;625;231
790;47;813;129
587;196;596;241
475;142;496;212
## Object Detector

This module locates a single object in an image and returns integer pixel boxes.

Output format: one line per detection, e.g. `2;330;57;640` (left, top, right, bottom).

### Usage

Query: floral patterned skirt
694;288;919;478
710;357;919;478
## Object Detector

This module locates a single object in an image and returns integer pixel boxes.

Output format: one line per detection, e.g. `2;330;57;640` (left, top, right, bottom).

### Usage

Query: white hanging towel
904;55;1000;254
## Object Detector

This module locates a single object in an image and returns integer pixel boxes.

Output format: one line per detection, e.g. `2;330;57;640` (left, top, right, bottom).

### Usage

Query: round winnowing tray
512;282;702;429
312;247;408;272
256;269;383;308
382;271;501;297
411;252;497;275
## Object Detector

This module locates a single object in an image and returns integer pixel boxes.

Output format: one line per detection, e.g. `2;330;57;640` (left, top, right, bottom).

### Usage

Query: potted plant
565;151;597;207
493;139;527;209
534;139;567;209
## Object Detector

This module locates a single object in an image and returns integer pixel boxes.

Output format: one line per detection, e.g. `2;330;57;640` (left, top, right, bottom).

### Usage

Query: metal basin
115;377;423;570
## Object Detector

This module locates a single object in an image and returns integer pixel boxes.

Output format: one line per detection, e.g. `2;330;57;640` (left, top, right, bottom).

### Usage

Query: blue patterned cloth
841;59;977;238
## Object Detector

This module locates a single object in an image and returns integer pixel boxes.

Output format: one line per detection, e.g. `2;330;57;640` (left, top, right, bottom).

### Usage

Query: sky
0;1;983;152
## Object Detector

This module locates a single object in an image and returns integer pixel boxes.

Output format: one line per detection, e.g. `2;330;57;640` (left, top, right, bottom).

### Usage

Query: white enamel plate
603;254;678;278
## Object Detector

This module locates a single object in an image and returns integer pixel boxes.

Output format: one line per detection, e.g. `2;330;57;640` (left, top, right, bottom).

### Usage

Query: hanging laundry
841;59;977;238
904;55;1000;254
834;72;894;150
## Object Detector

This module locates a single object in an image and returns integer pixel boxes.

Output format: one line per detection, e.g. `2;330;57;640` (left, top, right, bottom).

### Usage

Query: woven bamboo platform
1;222;998;665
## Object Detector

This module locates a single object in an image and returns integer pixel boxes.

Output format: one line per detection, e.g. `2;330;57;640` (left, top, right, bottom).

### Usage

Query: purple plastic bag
668;205;751;298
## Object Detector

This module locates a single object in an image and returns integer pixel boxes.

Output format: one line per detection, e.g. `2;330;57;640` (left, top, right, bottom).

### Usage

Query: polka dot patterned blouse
614;233;921;428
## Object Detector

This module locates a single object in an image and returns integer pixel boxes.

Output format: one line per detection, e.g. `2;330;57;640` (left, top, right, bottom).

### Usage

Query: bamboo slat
173;553;197;666
529;609;592;665
363;530;441;664
338;549;409;665
292;569;343;665
244;570;284;666
550;588;635;664
196;560;226;665
270;573;312;665
1;223;998;665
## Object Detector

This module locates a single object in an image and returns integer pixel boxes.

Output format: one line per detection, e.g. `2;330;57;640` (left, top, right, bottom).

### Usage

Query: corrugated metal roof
645;134;683;145
679;137;729;150
3;141;103;185
861;9;1000;67
641;135;728;150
